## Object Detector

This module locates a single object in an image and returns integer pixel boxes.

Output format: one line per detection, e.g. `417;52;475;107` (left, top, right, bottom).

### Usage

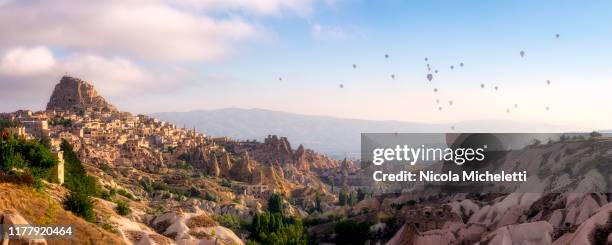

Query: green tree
268;193;284;214
60;140;101;222
61;140;99;196
334;219;371;245
348;192;357;207
1;132;58;181
338;190;348;206
590;131;602;139
0;133;25;171
0;119;19;129
315;192;322;212
250;212;308;245
357;188;369;202
214;214;243;233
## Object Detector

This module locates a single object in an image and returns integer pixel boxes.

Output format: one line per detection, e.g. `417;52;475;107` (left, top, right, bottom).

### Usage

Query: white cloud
61;54;154;95
0;46;190;100
311;24;347;40
172;0;315;16
0;46;56;76
0;0;329;111
0;0;263;62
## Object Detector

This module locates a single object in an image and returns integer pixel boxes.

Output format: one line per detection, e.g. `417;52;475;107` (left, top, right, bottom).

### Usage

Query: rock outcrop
230;152;254;182
190;147;221;177
294;145;310;171
0;210;47;245
46;76;117;113
220;153;233;177
150;211;244;245
484;221;554;244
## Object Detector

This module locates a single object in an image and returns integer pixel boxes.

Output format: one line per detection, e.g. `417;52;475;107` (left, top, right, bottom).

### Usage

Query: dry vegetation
0;183;125;245
187;213;217;228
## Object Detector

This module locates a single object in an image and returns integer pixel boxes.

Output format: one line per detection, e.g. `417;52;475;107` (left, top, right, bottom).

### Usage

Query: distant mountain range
151;108;575;159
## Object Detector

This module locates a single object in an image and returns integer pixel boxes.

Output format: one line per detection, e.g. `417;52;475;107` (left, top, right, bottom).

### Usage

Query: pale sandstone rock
484;221;553;245
0;210;47;245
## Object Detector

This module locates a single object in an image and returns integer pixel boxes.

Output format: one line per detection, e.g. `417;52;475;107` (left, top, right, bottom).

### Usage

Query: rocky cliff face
230;152;254;182
46;76;117;113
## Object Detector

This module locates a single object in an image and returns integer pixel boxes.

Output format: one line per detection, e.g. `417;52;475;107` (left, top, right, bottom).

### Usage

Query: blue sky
0;0;611;130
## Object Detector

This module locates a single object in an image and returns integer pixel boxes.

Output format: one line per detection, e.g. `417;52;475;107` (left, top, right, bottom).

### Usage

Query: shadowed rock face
46;76;117;113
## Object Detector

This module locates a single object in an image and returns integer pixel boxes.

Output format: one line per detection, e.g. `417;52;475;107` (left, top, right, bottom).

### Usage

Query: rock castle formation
47;76;118;113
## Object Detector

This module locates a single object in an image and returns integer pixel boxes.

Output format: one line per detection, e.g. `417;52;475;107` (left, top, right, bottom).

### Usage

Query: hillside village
1;76;362;244
2;76;612;244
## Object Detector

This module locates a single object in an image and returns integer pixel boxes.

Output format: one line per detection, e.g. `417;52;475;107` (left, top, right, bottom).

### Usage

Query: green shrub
101;188;117;200
220;178;232;188
115;200;131;216
204;192;218;202
32;177;44;192
102;223;118;234
140;178;154;193
116;188;134;200
64;191;96;222
215;214;242;233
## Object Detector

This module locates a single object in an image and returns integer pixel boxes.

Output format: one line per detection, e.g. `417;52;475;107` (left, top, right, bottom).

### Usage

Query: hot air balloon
340;84;344;88
514;104;518;108
506;109;510;113
391;74;395;79
427;74;433;82
434;70;438;74
279;77;283;81
556;33;560;39
438;106;443;111
494;86;499;91
546;106;550;111
436;99;440;104
450;65;454;70
520;50;525;57
353;64;357;69
433;88;438;93
480;84;485;89
385;54;389;59
449;100;453;106
547;80;551;85
425;57;428;62
460;62;464;67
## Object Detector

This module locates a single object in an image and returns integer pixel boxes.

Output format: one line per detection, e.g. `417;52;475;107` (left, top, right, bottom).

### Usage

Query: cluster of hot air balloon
275;33;561;130
422;56;468;120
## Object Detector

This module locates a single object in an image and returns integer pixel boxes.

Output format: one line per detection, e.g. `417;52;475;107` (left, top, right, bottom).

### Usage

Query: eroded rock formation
47;76;117;113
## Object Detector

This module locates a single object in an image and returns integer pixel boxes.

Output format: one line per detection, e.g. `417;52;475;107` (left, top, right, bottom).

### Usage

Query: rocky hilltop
46;75;118;113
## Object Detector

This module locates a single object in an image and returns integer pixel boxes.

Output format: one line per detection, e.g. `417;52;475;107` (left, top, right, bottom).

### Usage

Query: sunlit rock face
46;75;117;113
